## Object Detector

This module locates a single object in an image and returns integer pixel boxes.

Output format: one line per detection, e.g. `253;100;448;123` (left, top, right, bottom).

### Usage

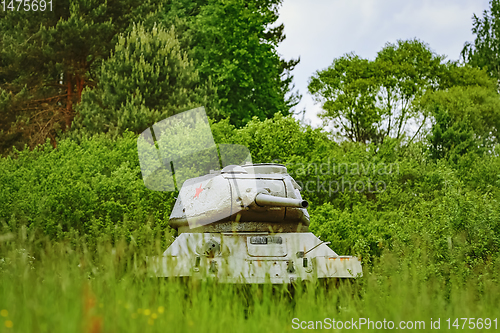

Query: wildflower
144;309;151;316
0;310;7;317
157;306;164;314
151;313;157;319
5;320;13;328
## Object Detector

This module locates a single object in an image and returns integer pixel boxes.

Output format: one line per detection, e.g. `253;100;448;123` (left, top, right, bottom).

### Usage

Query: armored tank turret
139;107;362;283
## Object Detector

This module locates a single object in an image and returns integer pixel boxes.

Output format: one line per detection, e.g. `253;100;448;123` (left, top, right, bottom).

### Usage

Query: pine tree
0;0;161;153
73;24;211;136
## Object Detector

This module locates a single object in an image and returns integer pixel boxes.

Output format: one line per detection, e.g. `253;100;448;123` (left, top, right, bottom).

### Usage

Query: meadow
1;115;500;332
1;229;499;332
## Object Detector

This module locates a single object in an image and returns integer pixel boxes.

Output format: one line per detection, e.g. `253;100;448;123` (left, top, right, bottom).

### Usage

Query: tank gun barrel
255;193;308;208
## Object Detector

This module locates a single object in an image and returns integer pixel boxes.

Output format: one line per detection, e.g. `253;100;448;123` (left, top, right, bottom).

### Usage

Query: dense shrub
0;132;176;247
1;114;500;278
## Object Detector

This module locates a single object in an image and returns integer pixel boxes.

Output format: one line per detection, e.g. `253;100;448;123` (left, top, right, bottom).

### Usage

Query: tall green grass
1;227;499;333
1;118;500;332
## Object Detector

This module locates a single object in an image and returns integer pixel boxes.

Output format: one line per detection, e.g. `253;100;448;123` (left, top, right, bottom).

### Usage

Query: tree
155;0;300;127
462;0;500;84
309;39;443;144
0;0;161;153
438;61;499;90
374;39;443;143
423;62;500;161
425;85;500;161
73;24;210;136
308;54;380;143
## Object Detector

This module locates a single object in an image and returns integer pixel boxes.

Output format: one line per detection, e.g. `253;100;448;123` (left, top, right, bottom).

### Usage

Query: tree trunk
49;132;58;149
76;74;85;102
66;72;73;130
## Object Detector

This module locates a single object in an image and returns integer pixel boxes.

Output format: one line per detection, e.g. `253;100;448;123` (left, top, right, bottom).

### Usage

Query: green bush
0;132;175;247
1;114;500;278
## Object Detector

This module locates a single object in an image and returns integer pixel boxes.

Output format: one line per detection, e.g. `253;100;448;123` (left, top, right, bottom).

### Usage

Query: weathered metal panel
149;232;362;283
152;163;362;283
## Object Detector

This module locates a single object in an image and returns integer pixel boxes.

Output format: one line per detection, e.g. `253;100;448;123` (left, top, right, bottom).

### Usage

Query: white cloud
276;0;491;127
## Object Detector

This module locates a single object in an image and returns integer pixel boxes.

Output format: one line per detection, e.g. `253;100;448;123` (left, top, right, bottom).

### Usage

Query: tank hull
148;232;362;283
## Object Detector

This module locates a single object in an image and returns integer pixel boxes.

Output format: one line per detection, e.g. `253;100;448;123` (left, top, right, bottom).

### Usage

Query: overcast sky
276;0;491;126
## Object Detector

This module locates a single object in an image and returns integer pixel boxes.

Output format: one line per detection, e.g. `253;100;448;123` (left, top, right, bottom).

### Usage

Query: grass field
1;227;499;333
1;128;500;332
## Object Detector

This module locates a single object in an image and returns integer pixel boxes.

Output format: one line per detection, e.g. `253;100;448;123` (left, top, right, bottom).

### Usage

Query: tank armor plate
147;232;363;283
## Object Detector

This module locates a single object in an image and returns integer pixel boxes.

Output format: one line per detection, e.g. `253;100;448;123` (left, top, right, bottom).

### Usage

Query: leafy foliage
73;24;211;137
1;0;298;154
1;230;498;332
424;85;500;161
1;4;500;325
0;0;161;152
3;114;500;277
0;132;175;247
374;39;443;141
1;113;500;333
308;54;380;143
157;0;300;127
462;0;500;84
309;39;444;144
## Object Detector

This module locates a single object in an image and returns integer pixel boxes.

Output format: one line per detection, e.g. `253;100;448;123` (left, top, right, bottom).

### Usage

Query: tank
139;107;362;283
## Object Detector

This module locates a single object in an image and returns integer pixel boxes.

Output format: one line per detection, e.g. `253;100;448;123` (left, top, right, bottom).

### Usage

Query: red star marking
193;184;203;199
